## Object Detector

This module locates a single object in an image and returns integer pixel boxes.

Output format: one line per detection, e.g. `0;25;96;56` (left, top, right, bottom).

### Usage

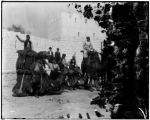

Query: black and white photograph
1;1;149;119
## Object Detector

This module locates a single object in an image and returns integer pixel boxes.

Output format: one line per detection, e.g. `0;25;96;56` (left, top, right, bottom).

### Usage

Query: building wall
48;15;62;41
49;12;107;65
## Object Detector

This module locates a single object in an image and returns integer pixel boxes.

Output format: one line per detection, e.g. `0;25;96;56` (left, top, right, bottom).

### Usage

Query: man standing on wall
16;34;33;50
48;47;54;63
55;48;61;64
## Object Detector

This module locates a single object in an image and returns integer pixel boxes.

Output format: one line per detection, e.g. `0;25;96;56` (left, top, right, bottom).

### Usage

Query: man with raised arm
16;34;32;50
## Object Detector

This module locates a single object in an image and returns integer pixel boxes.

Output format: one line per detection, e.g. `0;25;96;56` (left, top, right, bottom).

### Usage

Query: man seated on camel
82;36;96;63
83;36;95;58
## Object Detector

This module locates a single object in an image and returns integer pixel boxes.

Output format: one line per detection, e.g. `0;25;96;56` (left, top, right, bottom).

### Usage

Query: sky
2;2;70;38
2;2;106;39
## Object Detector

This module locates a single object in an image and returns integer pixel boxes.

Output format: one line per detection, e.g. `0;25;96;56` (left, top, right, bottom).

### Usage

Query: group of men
16;34;95;73
47;47;78;73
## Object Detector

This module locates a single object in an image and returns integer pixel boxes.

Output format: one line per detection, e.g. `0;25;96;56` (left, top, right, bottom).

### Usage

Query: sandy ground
2;73;111;119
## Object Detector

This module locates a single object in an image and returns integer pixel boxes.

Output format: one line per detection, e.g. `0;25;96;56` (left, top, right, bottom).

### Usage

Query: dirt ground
2;73;111;119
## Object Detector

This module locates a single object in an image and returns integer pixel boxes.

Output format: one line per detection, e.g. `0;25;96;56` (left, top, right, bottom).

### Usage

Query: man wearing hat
16;34;32;50
55;48;61;64
48;47;54;63
82;36;95;58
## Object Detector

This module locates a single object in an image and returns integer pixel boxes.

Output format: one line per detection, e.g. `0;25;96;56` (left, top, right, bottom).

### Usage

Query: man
69;55;76;69
82;36;95;58
16;34;33;71
48;47;54;63
16;34;32;50
49;60;60;80
62;54;68;67
55;48;61;64
81;36;95;77
69;55;79;75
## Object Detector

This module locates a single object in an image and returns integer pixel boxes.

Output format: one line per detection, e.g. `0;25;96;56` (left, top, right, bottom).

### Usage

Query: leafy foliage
71;2;149;118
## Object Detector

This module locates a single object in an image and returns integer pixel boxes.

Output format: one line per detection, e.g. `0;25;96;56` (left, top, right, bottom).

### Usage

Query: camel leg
87;77;90;85
92;79;94;86
92;79;96;89
40;74;43;89
105;72;107;81
67;77;70;87
95;80;100;90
